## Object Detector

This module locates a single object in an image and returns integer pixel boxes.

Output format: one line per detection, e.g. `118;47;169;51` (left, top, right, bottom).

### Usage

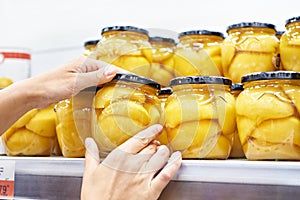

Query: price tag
0;160;15;199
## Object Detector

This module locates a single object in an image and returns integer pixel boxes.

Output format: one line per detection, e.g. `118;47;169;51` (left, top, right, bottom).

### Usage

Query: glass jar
90;26;152;78
0;48;31;82
222;22;279;83
229;83;245;158
280;16;300;71
236;71;300;160
174;30;224;77
149;36;176;87
165;76;235;159
92;73;162;157
83;39;99;56
157;87;173;145
55;87;95;158
2;104;57;156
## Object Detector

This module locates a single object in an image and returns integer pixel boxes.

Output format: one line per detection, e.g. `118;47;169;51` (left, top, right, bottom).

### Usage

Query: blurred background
0;0;299;76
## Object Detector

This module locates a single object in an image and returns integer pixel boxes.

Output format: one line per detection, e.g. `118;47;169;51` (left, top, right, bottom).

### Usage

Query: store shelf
2;157;300;185
1;156;300;199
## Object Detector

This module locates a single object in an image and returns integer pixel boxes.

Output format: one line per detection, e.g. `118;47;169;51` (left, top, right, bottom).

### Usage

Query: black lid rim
111;73;160;90
242;71;300;83
149;36;176;44
84;40;100;47
178;30;224;38
230;83;244;91
82;86;98;92
158;87;173;95
227;22;276;32
101;26;149;35
276;31;285;35
170;76;232;86
285;16;300;26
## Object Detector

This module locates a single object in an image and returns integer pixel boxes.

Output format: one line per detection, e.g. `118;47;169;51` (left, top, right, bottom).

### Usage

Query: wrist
12;78;47;110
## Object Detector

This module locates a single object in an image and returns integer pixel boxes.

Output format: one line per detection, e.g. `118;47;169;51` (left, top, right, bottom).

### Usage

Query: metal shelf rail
1;157;300;200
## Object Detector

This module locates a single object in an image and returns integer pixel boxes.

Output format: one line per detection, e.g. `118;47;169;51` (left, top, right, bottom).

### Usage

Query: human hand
27;56;126;109
81;124;182;200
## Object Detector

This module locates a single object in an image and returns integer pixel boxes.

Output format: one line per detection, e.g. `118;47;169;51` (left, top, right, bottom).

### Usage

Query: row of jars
3;70;299;161
84;16;300;86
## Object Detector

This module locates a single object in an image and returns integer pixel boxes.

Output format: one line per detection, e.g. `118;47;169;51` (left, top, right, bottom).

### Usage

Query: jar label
0;52;31;62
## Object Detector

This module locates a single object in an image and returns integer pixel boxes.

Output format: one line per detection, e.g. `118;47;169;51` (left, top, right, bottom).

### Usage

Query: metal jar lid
111;73;160;90
158;87;173;95
241;71;300;83
230;83;244;91
178;30;224;39
84;39;100;47
149;36;176;44
285;16;300;26
227;22;276;33
101;26;149;35
170;76;232;86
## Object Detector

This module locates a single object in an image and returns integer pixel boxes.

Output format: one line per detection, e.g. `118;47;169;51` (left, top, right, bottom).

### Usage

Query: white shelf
1;156;300;186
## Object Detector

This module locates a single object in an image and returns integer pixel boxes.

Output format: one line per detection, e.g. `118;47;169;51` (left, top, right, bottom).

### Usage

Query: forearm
0;79;42;135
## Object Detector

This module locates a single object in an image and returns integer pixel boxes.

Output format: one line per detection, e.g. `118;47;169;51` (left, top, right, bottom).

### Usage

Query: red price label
0;160;15;199
0;180;14;198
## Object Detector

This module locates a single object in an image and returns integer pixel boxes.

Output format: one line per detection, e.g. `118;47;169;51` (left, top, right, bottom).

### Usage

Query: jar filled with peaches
236;71;300;160
90;26;152;78
174;30;224;77
92;73;163;157
280;16;300;71
164;76;236;159
222;22;279;83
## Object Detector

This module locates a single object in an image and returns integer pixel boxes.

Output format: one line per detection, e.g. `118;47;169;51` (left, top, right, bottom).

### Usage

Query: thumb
84;137;100;174
77;61;128;89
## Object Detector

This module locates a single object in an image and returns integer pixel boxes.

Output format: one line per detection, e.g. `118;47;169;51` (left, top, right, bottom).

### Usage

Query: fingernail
152;140;161;146
151;124;163;133
85;137;100;162
104;65;117;76
85;137;93;148
137;124;163;139
166;151;182;166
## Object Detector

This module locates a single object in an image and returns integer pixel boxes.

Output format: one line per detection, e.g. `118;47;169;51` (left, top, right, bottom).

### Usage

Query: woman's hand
28;56;126;109
81;124;182;200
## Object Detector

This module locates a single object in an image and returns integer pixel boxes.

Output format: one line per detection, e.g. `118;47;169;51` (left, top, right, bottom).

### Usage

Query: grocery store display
229;83;245;158
1;105;57;156
236;71;300;160
90;26;152;77
0;48;31;82
280;16;300;71
91;73;162;157
2;18;300;161
165;76;236;159
222;22;279;83
174;30;224;77
149;36;176;87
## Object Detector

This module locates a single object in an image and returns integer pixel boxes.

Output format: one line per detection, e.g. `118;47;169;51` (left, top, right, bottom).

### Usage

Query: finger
143;145;170;173
118;124;163;154
96;63;128;84
84;137;100;175
151;151;182;193
74;55;129;89
138;143;158;155
76;64;125;90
